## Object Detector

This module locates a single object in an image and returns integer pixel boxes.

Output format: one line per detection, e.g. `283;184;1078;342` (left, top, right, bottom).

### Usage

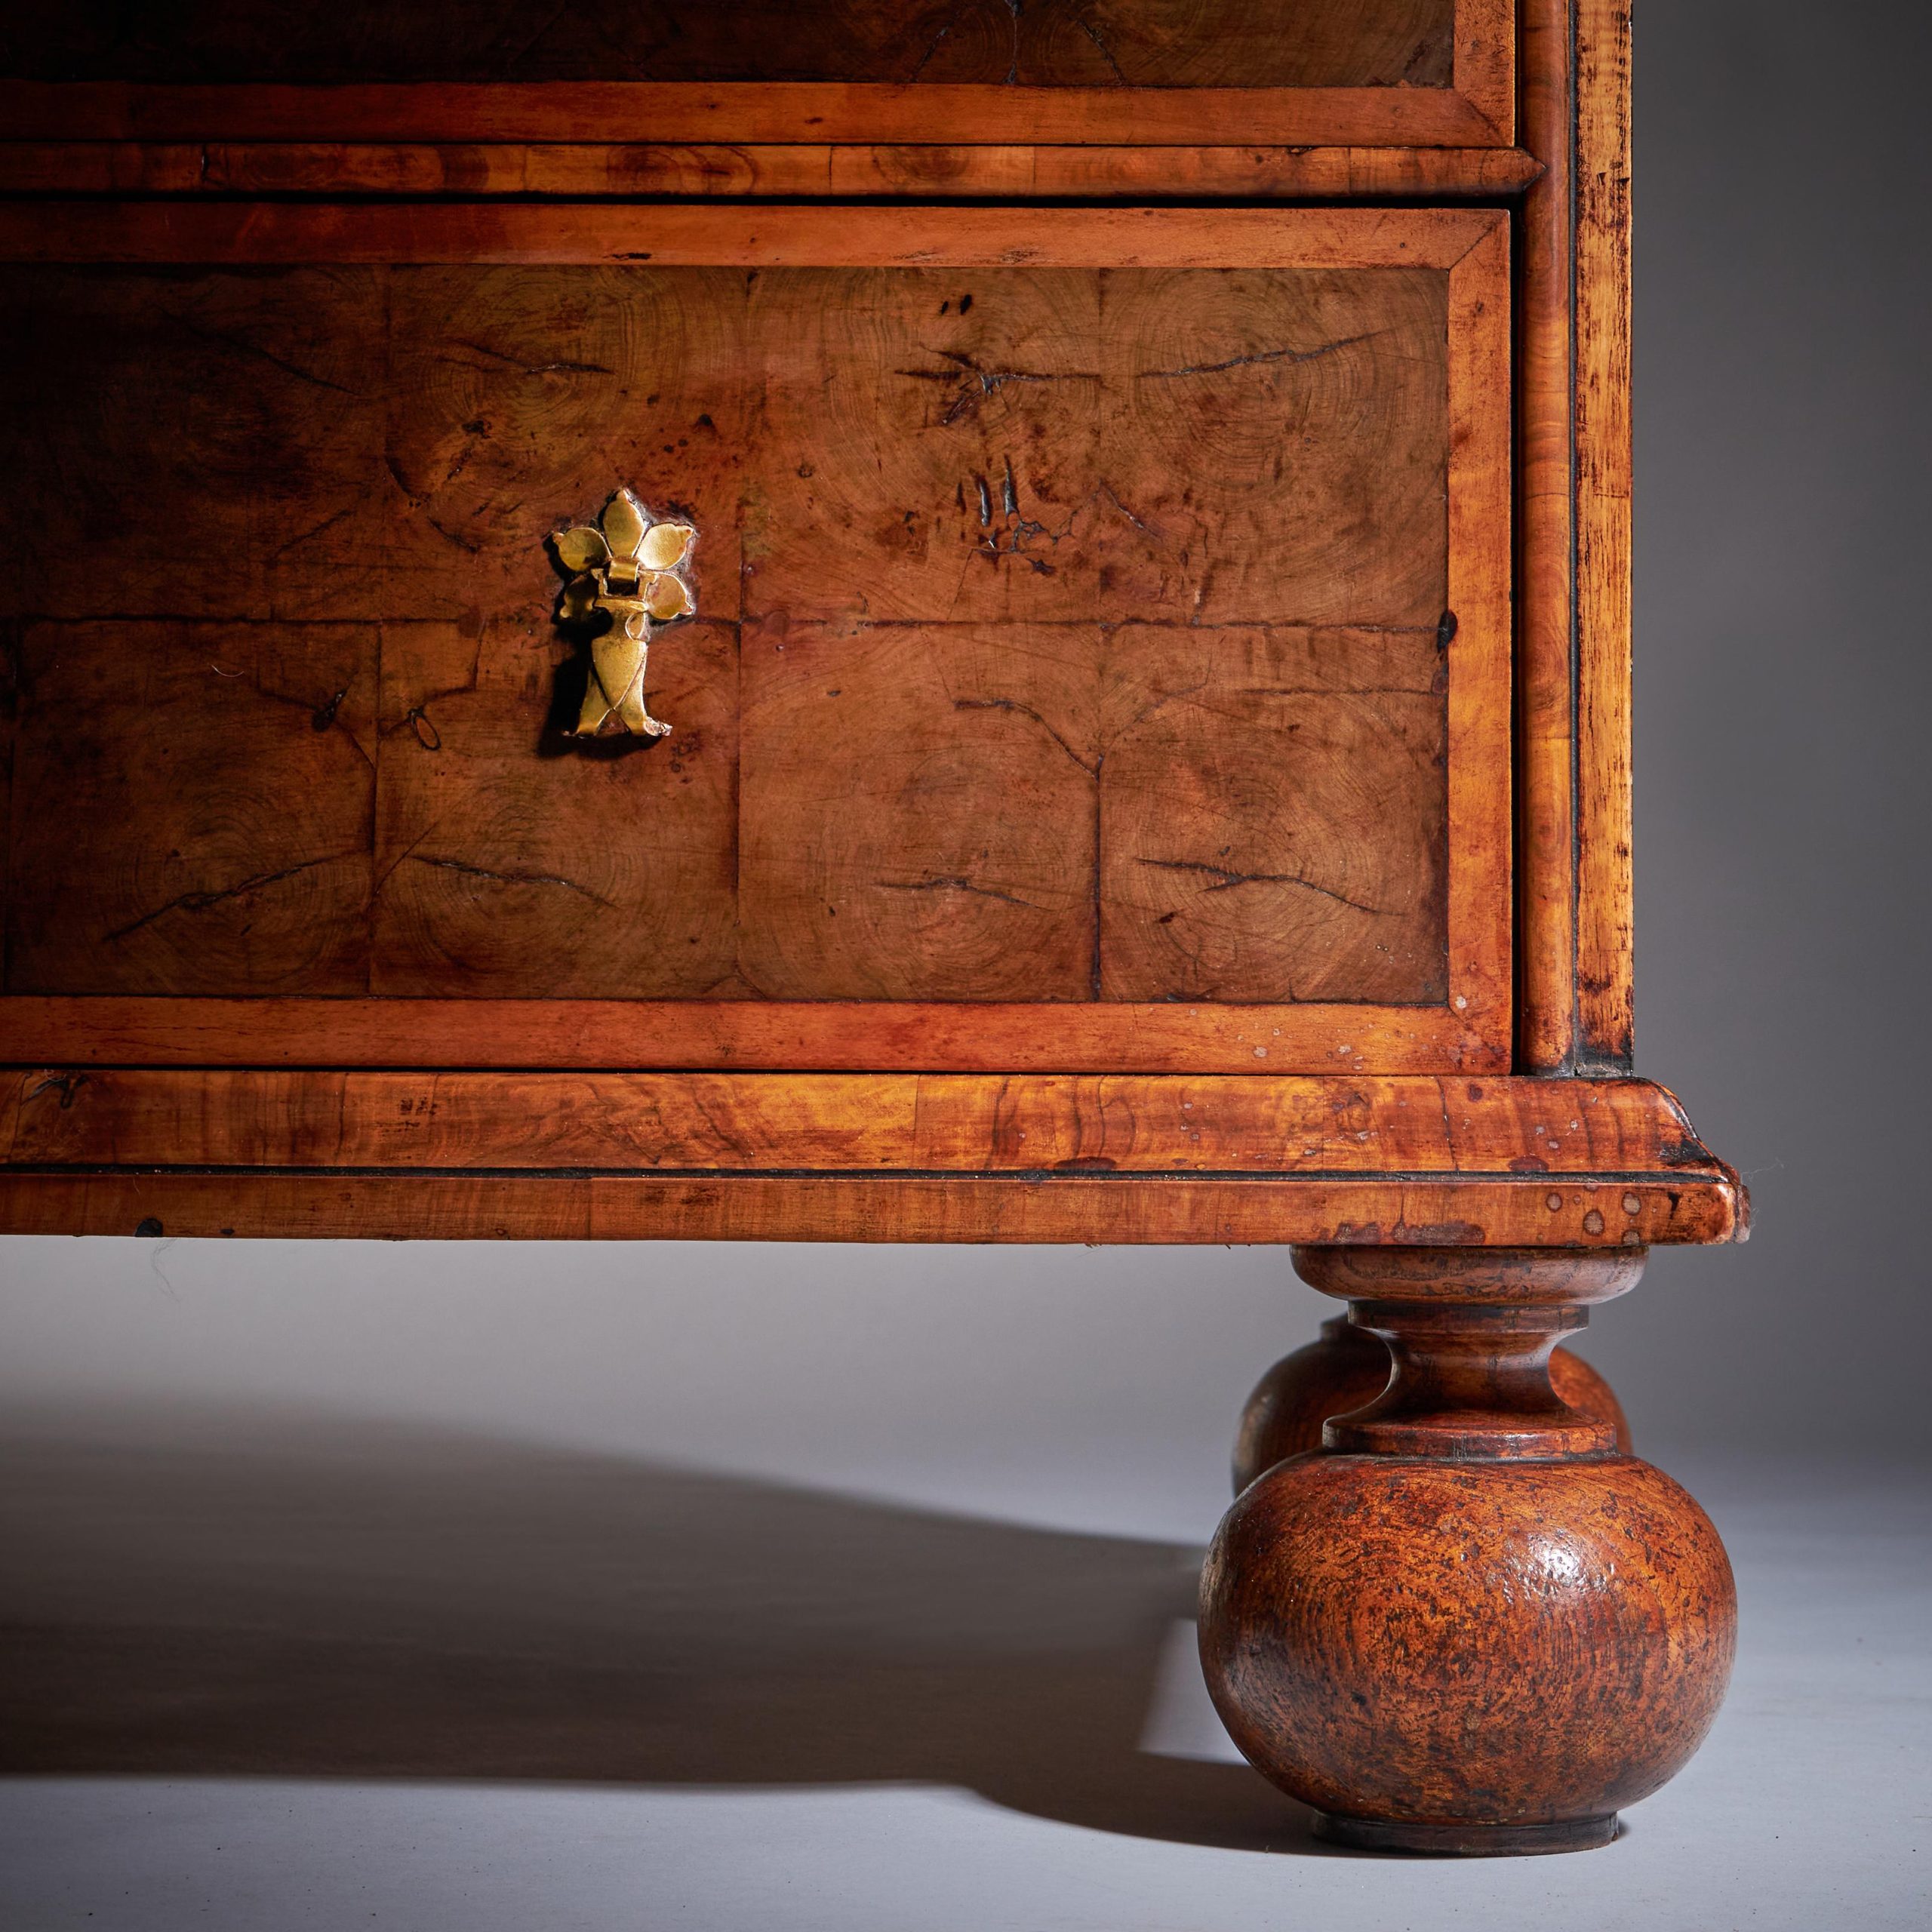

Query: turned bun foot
1201;1452;1736;1852
1200;1246;1737;1855
1232;1315;1632;1493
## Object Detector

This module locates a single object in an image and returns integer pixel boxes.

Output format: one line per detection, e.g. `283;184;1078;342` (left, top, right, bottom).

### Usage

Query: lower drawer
0;203;1509;1074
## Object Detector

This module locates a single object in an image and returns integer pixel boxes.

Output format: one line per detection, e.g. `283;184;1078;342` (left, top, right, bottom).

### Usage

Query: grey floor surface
0;1408;1924;1932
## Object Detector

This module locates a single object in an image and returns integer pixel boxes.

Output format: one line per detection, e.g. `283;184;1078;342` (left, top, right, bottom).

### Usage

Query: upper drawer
0;204;1509;1074
0;0;1512;146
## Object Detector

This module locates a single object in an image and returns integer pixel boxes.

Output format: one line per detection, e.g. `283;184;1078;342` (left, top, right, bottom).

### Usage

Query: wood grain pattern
1574;0;1633;1065
1514;0;1635;1072
5;624;377;995
371;620;742;998
1514;0;1578;1071
747;263;1450;627
0;81;1509;149
0;203;1500;270
0;996;1499;1074
376;264;751;625
1442;220;1515;1044
0;0;1512;149
1229;1313;1630;1492
750;264;1109;629
1450;0;1513;137
0;209;1509;1057
1098;625;1446;1003
738;621;1100;1003
0;268;386;624
0;1172;1744;1247
1201;1244;1737;1853
0;143;1546;202
0;1;1457;88
1107;266;1448;626
0;1072;1732;1179
1204;1451;1734;1847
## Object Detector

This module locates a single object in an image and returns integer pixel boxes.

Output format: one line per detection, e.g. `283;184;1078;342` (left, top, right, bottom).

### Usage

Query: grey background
2;5;1929;1928
2;0;1926;1478
1606;0;1932;1458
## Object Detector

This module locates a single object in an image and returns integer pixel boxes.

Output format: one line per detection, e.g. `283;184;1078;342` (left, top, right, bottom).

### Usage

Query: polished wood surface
7;623;378;1000
0;1071;1746;1244
0;1072;1732;1176
1512;0;1578;1070
0;997;1499;1076
1230;1312;1630;1493
0;1171;1742;1247
0;207;1511;1064
0;79;1511;149
1515;0;1634;1071
1207;1453;1734;1850
0;201;1503;266
373;620;742;1000
0;11;1721;1203
0;142;1544;202
1574;0;1635;1064
1201;1245;1737;1853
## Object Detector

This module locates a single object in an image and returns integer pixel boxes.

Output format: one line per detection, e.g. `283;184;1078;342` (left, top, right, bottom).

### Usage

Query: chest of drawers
0;0;1743;1854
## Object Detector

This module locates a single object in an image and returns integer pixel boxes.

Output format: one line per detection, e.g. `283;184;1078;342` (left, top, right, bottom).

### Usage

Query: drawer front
0;205;1509;1072
0;2;1512;146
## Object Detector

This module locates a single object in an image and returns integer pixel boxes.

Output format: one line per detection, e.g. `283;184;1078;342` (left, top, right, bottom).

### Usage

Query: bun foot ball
1232;1317;1633;1494
1199;1451;1737;1854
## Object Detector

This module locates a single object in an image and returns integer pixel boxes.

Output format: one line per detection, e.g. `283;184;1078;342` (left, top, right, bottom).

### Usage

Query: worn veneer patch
748;265;1446;629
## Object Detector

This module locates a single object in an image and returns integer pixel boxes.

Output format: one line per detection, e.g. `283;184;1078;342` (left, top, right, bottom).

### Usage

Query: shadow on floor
0;1404;1325;1853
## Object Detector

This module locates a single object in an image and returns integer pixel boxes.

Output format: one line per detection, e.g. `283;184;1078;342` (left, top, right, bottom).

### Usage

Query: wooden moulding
1444;218;1515;1057
0;199;1502;269
0;1071;1727;1175
0;1001;1497;1079
1515;0;1632;1070
1513;0;1579;1071
0;86;1509;150
0;1072;1746;1245
0;142;1544;201
0;1171;1740;1247
1572;0;1635;1064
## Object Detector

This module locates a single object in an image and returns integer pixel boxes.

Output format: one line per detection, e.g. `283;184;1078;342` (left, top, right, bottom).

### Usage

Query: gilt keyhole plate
549;488;697;739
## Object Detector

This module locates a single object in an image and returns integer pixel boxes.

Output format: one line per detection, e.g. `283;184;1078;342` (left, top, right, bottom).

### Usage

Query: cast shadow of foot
0;1404;1326;1854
